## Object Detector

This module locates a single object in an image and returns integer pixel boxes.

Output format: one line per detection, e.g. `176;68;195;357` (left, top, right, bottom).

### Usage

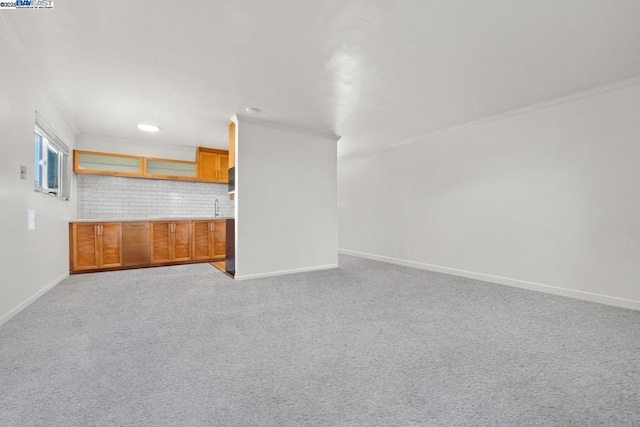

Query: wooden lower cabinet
71;219;226;273
213;220;226;258
173;221;192;261
192;220;226;261
70;223;123;272
192;221;213;261
151;222;171;263
101;223;123;268
122;222;151;267
151;221;192;264
72;223;99;270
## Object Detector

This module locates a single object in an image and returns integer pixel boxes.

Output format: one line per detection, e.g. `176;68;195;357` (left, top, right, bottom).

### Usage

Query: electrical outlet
20;165;27;180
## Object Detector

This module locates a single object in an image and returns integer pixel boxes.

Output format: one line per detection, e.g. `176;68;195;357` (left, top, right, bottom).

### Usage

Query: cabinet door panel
100;223;123;268
76;152;142;175
213;220;226;258
73;224;99;271
122;222;151;267
218;155;229;183
146;159;196;178
198;153;217;181
151;222;171;263
173;221;192;261
192;221;212;261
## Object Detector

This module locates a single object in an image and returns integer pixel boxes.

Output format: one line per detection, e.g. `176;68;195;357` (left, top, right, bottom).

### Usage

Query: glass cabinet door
145;159;196;178
76;152;142;174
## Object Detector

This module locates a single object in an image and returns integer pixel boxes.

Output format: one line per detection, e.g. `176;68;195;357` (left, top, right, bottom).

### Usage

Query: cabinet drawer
122;222;150;230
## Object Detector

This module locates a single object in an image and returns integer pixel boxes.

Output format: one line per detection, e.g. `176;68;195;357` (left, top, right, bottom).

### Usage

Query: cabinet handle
209;222;213;232
96;224;102;236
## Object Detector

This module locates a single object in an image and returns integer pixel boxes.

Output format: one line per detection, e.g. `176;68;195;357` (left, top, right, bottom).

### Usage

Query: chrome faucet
214;199;220;217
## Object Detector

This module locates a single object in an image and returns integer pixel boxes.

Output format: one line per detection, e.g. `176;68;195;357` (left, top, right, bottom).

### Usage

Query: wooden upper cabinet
197;147;229;183
218;155;229;182
228;121;235;168
145;158;196;179
70;223;122;272
75;151;143;177
197;151;217;182
73;149;227;184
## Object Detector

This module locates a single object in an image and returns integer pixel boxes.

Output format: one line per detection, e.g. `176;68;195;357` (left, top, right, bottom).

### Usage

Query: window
34;116;70;200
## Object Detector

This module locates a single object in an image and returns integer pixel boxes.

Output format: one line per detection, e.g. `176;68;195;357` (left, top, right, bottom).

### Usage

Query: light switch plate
20;165;27;180
28;210;36;230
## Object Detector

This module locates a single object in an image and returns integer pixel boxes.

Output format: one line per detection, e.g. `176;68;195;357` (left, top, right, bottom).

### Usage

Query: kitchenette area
68;139;236;276
67;115;338;281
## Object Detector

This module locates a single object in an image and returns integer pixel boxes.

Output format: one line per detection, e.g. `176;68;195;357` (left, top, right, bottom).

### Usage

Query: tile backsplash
77;175;234;219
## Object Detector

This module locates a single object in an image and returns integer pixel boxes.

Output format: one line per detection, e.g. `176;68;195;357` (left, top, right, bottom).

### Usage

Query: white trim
36;114;70;155
339;75;640;160
235;114;340;141
234;264;338;281
0;273;69;328
339;249;640;311
35;119;71;201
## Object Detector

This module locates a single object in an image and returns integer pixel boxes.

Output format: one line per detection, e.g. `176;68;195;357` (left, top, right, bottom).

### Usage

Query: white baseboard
234;263;339;281
0;272;69;328
339;249;640;311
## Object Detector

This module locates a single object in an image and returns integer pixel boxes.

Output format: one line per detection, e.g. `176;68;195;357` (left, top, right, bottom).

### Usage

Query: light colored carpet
1;255;639;426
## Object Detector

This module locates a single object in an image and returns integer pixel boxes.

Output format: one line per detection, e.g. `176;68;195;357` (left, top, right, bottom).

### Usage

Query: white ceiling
3;0;640;156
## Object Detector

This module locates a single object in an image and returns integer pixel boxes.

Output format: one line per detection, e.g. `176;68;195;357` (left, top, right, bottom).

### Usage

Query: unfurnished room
1;1;640;425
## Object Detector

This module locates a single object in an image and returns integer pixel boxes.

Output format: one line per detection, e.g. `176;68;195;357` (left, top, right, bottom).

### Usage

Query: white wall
235;116;339;279
339;80;640;310
76;134;197;162
0;28;77;325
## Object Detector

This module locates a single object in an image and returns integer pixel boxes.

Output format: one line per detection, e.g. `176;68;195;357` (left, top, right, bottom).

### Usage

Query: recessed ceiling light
137;123;160;132
245;107;261;114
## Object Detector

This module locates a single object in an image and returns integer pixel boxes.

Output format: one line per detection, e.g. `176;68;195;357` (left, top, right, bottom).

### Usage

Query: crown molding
339;75;640;160
235;114;340;141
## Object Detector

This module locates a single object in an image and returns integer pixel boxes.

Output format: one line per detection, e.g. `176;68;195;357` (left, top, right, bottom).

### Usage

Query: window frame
34;116;71;201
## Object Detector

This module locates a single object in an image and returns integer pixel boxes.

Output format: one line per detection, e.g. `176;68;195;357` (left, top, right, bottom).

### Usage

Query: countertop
70;217;234;223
